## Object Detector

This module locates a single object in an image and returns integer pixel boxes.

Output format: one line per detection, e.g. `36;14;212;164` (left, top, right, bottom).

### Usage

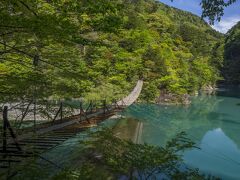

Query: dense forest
0;0;224;103
222;21;240;84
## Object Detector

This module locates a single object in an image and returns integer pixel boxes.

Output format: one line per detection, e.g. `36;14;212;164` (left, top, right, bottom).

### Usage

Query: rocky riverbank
156;85;216;105
156;92;191;105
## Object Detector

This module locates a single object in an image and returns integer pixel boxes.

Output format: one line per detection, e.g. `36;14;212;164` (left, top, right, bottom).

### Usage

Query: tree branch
18;0;38;17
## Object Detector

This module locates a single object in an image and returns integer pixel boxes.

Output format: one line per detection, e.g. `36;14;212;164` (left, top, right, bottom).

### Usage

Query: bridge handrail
117;80;143;106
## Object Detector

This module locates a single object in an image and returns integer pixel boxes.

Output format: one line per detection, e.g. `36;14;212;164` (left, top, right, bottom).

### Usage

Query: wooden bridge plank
0;80;143;173
0;160;21;163
19;140;60;144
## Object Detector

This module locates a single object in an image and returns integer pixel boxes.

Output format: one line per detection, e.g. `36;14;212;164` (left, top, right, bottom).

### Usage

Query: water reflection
12;90;240;179
184;128;240;180
120;92;240;179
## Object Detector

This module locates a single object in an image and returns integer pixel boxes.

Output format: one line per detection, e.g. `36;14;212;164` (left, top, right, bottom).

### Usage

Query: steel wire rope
0;42;143;118
0;41;125;99
0;41;87;76
0;41;143;98
0;57;44;74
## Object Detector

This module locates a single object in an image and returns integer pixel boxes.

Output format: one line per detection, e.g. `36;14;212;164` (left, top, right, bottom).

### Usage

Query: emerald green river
13;88;240;179
119;88;240;179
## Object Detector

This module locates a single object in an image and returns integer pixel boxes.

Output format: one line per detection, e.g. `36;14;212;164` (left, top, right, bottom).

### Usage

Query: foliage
172;0;238;24
0;0;223;103
201;0;238;24
52;128;213;180
222;22;240;84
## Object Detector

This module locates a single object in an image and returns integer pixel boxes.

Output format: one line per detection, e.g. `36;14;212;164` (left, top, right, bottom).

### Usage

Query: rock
201;85;216;94
194;91;199;96
156;91;191;105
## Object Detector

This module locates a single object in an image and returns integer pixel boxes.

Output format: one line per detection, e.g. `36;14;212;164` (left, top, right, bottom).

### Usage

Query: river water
118;88;240;179
11;88;240;179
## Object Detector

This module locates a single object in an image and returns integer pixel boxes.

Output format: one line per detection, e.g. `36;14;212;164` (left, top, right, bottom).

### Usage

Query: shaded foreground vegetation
52;129;216;179
1;128;217;179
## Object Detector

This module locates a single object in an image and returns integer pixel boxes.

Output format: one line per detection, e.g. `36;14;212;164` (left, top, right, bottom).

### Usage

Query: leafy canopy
171;0;238;24
0;0;224;104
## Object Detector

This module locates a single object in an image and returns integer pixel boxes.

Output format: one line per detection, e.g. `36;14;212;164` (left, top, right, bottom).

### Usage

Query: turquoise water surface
10;89;240;179
120;89;240;179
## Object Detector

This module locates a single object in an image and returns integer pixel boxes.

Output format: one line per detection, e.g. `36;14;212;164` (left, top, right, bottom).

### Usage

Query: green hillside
0;0;223;102
222;21;240;84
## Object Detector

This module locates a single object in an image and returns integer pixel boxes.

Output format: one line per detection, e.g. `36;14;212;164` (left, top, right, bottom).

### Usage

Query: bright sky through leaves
159;0;240;33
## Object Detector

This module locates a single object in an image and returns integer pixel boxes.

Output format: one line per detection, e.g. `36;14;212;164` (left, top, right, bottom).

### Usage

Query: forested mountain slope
0;0;223;103
222;22;240;84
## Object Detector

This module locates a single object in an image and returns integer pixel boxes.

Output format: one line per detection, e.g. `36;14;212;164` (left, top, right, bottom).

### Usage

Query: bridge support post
3;106;7;153
115;100;120;109
33;100;36;132
94;99;97;112
60;102;63;121
103;100;106;115
52;102;63;123
2;106;22;153
79;101;82;121
90;100;93;113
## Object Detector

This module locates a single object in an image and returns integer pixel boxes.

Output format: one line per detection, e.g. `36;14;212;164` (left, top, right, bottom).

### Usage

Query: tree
201;0;238;24
171;0;238;24
222;22;240;84
0;0;124;102
0;0;223;104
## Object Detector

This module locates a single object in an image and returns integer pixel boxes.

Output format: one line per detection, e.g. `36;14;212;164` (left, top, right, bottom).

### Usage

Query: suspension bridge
0;80;143;171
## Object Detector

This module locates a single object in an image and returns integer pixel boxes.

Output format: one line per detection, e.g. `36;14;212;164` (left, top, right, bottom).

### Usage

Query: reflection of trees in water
113;118;140;142
121;94;240;148
222;125;240;149
216;87;240;99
